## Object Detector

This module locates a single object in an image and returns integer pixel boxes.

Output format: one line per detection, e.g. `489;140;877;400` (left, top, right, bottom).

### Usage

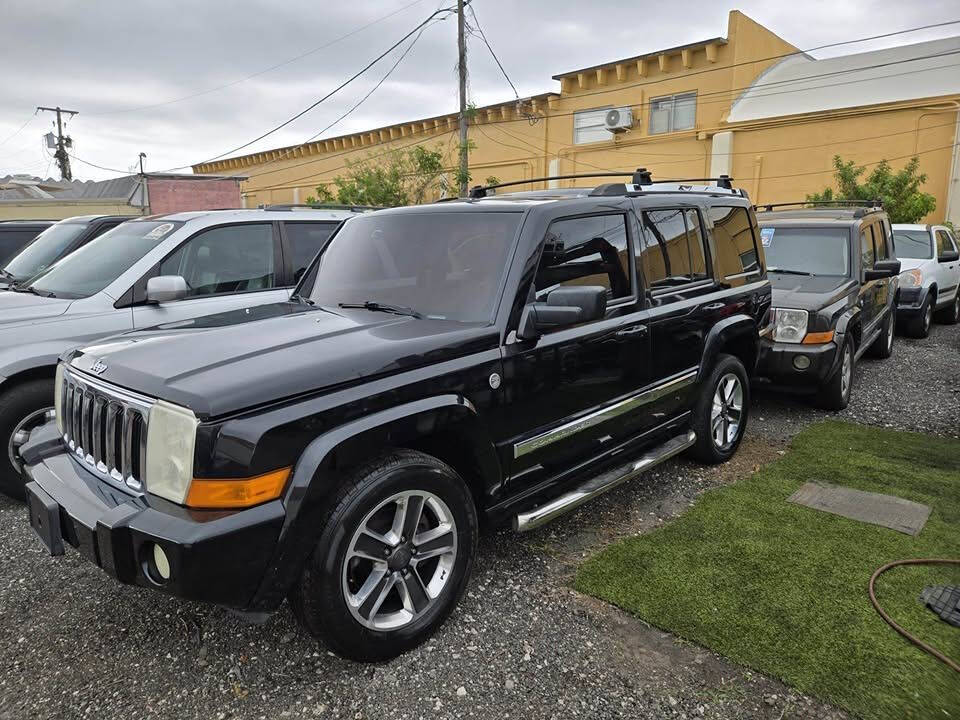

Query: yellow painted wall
0;201;141;221
193;11;958;223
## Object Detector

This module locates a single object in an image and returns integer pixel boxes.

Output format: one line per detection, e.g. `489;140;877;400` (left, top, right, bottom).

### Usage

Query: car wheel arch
698;314;759;381
246;394;499;613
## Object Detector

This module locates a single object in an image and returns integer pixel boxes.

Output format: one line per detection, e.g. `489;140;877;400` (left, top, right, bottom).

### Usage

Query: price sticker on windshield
760;227;775;247
144;223;174;240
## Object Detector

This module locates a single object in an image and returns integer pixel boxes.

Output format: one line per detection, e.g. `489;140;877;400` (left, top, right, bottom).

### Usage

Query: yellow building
193;11;960;224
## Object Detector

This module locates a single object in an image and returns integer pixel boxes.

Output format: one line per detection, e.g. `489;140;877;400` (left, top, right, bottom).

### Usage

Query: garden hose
868;558;960;674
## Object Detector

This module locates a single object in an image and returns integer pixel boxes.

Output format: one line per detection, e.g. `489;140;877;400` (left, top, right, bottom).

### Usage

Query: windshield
761;226;850;276
3;222;88;280
26;221;181;298
306;211;521;322
892;229;933;259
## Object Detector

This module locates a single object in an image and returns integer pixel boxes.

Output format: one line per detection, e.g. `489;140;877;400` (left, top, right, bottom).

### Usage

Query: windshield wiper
0;268;14;281
338;301;422;318
12;285;56;298
767;267;814;277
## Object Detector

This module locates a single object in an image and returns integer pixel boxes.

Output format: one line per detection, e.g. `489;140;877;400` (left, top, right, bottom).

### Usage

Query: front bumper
754;337;839;391
895;286;928;318
22;421;286;610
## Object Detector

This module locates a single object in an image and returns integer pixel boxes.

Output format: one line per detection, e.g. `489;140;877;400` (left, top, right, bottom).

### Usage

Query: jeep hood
769;274;855;311
68;302;499;418
0;289;72;325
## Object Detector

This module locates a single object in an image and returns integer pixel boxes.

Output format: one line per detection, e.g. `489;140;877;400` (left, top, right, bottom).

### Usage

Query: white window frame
573;107;613;145
649;92;697;135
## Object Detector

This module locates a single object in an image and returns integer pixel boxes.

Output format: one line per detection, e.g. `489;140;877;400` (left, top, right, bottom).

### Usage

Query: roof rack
258;203;379;212
755;200;883;212
467;169;744;199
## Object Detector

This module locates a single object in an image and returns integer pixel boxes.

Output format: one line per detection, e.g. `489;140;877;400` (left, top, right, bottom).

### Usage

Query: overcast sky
1;0;957;181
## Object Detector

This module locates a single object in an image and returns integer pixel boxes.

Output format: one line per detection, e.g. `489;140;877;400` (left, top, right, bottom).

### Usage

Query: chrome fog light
793;355;811;370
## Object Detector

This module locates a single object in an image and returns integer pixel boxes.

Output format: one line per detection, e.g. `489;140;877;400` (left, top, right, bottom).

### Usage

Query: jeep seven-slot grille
60;367;154;491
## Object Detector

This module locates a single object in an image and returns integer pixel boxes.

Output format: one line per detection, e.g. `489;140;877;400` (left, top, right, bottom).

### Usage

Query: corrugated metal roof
728;36;960;122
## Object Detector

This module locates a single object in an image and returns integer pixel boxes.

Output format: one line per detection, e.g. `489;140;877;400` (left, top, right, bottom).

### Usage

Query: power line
94;17;960;182
85;0;430;116
158;3;461;172
467;4;518;100
243;52;960;190
0;111;38;149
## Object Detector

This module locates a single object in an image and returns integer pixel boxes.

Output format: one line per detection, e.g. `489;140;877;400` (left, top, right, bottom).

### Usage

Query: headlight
145;400;198;505
54;363;65;435
771;308;809;343
899;268;923;288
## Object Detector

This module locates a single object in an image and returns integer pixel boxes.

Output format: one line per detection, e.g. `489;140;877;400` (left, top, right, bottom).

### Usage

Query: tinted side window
284;221;338;282
874;222;889;260
936;230;954;255
639;208;710;289
860;227;875;272
535;214;631;301
159;223;275;297
709;206;759;285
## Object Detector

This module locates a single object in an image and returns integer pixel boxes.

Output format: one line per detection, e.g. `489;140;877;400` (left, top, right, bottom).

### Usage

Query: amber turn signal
186;467;292;509
802;330;835;345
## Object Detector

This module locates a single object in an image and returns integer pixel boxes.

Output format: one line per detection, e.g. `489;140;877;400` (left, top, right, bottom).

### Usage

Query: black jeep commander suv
754;202;900;410
22;172;770;661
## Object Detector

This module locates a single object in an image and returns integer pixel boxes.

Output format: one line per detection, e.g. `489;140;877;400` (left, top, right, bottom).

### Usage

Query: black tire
688;353;750;464
816;338;853;411
0;378;55;501
867;311;894;359
290;449;477;662
934;292;959;325
906;296;933;338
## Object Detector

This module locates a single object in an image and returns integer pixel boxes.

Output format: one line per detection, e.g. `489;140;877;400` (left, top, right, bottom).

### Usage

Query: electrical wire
0;111;38;149
237;49;960;188
181;4;461;169
85;0;430;116
869;558;960;674
467;4;519;100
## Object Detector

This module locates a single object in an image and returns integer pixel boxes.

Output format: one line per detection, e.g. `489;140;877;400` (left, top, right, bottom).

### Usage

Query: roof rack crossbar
755;200;883;212
259;203;380;212
467;169;738;199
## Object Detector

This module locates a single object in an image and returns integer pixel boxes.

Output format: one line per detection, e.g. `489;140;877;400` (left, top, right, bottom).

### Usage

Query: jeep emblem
90;360;108;375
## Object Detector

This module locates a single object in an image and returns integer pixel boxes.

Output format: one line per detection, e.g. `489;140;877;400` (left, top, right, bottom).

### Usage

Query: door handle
701;302;725;312
615;325;648;338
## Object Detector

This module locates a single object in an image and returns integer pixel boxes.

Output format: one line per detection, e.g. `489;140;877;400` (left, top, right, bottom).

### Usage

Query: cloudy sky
1;0;957;181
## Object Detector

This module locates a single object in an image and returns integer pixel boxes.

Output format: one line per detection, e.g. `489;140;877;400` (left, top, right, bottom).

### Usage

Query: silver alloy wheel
923;303;932;332
710;373;743;450
886;318;893;352
7;407;55;473
840;344;852;400
342;490;457;631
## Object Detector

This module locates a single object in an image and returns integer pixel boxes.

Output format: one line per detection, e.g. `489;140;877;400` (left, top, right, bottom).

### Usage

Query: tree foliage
807;155;936;223
306;144;451;207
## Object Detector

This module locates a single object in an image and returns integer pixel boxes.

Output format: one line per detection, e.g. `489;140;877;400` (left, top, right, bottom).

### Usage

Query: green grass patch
575;422;960;719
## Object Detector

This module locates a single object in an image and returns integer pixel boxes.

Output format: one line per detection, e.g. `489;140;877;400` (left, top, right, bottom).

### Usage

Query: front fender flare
247;393;493;612
697;314;759;381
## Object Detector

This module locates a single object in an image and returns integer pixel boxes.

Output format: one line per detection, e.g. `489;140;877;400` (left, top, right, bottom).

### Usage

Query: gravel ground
1;323;956;720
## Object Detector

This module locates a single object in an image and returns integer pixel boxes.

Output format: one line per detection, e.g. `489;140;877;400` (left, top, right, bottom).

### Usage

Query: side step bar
513;430;697;532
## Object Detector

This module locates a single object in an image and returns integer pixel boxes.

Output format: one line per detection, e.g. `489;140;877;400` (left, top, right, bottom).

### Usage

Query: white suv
892;223;960;337
0;206;366;499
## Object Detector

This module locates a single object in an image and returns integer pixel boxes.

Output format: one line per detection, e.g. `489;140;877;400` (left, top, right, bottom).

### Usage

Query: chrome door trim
512;368;698;459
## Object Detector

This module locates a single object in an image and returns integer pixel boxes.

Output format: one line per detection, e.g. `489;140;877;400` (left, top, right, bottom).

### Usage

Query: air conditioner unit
604;107;633;133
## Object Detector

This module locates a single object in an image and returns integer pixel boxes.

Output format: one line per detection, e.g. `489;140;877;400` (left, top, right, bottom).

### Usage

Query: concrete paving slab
787;482;931;535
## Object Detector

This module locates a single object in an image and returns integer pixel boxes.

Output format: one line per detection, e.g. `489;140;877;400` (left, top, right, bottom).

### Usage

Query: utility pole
37;106;78;181
457;0;469;197
139;152;147;175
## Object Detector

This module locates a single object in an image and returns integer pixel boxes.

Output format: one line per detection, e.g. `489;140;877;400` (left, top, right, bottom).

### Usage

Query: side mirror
517;286;607;339
939;249;959;263
146;275;188;304
864;258;901;281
